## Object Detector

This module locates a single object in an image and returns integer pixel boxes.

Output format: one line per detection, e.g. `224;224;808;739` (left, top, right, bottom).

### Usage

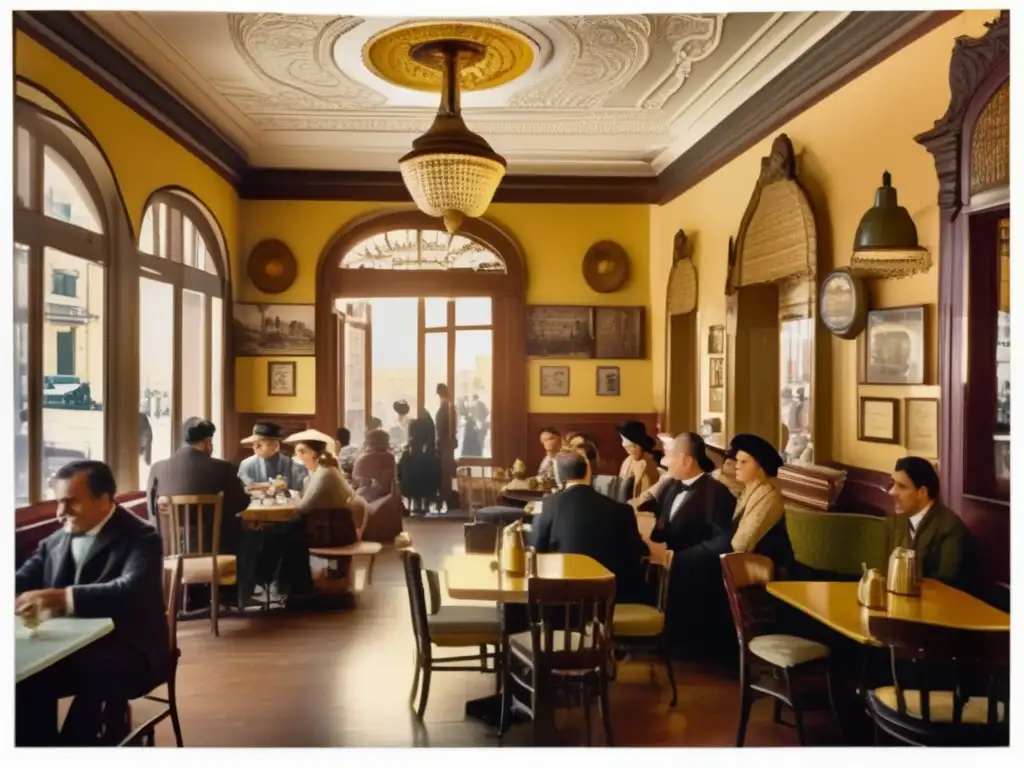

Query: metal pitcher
857;562;887;609
499;521;526;575
886;547;921;596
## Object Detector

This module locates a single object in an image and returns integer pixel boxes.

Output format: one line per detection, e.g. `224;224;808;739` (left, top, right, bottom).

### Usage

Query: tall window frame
13;102;111;508
136;190;228;466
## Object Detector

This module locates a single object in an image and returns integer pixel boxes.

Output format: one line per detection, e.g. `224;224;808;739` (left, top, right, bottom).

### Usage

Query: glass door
336;300;372;447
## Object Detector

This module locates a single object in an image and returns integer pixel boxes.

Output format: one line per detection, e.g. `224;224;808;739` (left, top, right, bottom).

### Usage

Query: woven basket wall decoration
247;239;297;294
666;229;697;316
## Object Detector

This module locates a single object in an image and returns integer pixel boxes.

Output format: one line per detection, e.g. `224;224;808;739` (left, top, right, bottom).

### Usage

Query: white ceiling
83;11;852;176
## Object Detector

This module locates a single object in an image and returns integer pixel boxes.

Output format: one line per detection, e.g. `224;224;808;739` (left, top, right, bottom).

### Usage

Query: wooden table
444;552;613;603
15;618;114;683
767;579;1010;646
241;500;298;525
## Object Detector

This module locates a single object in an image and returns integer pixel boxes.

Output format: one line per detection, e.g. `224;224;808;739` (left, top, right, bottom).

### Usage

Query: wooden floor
144;518;844;747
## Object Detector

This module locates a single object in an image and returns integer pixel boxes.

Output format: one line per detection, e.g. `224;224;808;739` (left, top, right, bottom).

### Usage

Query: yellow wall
15;32;239;257
236;201;654;415
650;11;995;471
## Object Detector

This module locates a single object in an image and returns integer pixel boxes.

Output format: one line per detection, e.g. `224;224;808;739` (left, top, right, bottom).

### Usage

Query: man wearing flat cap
238;421;308;492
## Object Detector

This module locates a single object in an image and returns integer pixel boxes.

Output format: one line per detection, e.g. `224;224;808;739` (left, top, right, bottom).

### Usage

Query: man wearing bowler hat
238;421;308;492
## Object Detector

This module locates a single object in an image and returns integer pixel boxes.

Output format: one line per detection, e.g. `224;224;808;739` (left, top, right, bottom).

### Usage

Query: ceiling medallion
369;23;533;233
363;20;535;93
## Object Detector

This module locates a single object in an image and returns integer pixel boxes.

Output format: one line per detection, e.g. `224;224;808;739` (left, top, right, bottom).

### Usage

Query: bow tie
676;480;694;493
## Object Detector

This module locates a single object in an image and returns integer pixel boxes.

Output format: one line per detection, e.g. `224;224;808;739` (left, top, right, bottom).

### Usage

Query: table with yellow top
766;579;1010;647
443;552;613;730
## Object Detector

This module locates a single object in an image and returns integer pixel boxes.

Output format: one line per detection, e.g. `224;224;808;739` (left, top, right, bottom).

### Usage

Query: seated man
532;449;647;602
888;456;967;587
16;461;168;746
536;425;563;481
238;421;308;492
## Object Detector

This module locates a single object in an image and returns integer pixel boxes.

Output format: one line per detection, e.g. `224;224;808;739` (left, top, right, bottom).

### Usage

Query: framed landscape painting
234;303;316;357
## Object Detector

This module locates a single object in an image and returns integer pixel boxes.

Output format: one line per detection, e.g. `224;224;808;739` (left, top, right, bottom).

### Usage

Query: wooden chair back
158;493;225;564
648;547;675;614
720;552;778;648
163;556;183;660
401;549;436;654
463;521;499;554
525;577;617;673
304;506;357;549
868;615;1010;734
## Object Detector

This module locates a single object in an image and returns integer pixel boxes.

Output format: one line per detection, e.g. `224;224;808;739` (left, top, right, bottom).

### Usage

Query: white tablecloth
15;617;114;683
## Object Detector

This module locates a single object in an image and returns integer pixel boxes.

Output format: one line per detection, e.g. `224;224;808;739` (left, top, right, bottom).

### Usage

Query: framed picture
863;306;926;384
526;306;595;358
708;325;725;355
539;365;570;396
859;396;900;444
594;307;645;359
905;398;939;457
234;303;316;357
596;366;620;397
709;386;725;414
267;361;297;397
709;357;725;388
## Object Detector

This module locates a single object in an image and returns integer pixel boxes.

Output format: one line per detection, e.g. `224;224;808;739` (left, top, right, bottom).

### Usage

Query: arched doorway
315;210;528;469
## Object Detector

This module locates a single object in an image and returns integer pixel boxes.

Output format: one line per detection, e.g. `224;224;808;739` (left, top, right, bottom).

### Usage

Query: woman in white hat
285;429;367;537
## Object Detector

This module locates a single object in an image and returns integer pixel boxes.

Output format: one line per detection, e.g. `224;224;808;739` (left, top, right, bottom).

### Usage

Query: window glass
424;297;448;329
181;289;207;422
43;147;102;234
158;203;169;258
455;297;492;327
211;297;224;457
454;330;493;459
139;278;175;482
779;317;814;463
16;127;32;209
424;332;449;431
14;244;30;507
139;207;156;256
41;247;105;498
339;229;504;272
367;298;418;439
995;216;1010;482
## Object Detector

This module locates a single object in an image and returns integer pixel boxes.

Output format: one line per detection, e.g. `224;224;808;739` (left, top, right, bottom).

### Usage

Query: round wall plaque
582;240;630;293
819;267;868;339
248;240;297;294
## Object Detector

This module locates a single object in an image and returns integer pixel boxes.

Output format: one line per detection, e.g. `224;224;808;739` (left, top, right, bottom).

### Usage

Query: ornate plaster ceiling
82;11;853;176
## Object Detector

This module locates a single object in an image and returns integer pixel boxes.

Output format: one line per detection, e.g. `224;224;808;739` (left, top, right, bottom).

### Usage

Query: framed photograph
863;306;926;384
526;306;595;358
709;357;725;388
594;307;645;359
859;396;900;444
709;386;725;414
539;365;570;396
267;361;297;397
708;325;725;355
905;398;939;457
596;366;620;397
234;303;316;357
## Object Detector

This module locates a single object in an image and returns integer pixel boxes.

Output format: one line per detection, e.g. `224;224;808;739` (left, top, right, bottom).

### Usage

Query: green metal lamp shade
851;171;930;279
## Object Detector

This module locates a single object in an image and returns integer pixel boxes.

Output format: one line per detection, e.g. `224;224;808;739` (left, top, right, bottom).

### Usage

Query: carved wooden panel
970;80;1010;195
666;230;697;316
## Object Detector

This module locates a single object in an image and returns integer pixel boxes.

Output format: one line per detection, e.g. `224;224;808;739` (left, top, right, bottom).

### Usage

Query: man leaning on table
15;460;169;746
888;456;968;587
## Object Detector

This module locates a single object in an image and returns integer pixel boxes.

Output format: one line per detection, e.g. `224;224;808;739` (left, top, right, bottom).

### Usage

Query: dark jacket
650;473;737;558
146;446;249;553
532;484;648;602
889;502;968;587
15;507;170;695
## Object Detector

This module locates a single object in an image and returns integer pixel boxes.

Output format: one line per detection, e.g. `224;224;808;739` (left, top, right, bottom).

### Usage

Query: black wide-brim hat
727;433;784;477
241;421;286;444
393;399;410;416
617;420;656;453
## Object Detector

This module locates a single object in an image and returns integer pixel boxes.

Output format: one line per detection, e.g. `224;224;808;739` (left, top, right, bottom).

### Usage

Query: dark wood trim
655;10;961;204
17;10;952;205
826;462;893;518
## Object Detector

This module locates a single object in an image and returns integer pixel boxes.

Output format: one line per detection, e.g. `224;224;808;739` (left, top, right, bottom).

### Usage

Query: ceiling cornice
15;10;958;206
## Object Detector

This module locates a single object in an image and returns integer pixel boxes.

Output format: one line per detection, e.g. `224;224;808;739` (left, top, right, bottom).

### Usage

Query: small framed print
539;365;570;396
596;366;620;396
709;386;725;414
859;396;899;444
905;398;939;458
708;325;725;355
267;361;296;397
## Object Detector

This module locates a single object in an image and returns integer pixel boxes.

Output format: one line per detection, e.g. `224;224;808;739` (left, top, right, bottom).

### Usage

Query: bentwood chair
158;493;233;636
865;615;1009;746
721;552;840;746
400;549;501;718
119;555;185;747
506;576;618;746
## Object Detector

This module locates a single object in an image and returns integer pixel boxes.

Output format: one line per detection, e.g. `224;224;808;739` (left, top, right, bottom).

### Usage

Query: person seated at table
336;426;359;481
532;449;648;602
617;420;661;502
352;428;405;543
728;433;793;566
147;417;249;556
238;421;308;492
16;460;168;746
537;425;563;481
887;456;966;587
289;429;366;535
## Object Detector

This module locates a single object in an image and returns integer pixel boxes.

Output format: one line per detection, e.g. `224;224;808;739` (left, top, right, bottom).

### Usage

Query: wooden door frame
315;209;528;469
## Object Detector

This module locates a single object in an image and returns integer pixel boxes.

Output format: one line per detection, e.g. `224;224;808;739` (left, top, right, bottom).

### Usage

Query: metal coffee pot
886;547;921;596
857;562;887;609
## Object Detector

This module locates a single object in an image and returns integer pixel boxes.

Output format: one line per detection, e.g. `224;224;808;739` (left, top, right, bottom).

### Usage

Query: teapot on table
857;562;886;609
886;547;921;596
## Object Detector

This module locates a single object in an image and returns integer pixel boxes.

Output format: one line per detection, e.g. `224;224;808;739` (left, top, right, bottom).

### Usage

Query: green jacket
888;503;967;587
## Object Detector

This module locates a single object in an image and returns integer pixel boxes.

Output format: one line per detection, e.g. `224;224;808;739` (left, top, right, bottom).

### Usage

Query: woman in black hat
727;433;788;555
616;420;661;502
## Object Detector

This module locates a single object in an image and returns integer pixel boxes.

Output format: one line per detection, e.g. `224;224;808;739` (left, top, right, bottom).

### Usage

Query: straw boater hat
284;429;339;455
240;421;286;445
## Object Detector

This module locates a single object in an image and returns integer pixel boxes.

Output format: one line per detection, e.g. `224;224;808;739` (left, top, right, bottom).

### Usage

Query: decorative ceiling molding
642;15;725;110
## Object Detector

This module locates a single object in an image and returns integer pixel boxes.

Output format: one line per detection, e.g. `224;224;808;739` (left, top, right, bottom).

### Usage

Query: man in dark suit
435;383;459;512
888;456;968;587
146;417;249;555
647;433;737;657
532;450;648;602
15;461;168;746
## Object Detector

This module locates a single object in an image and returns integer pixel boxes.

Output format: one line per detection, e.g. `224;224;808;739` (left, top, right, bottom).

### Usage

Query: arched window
137;190;227;472
340;229;506;272
14;105;110;507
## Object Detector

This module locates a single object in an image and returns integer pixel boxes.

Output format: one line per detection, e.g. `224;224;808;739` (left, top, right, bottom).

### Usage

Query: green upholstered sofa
784;506;891;579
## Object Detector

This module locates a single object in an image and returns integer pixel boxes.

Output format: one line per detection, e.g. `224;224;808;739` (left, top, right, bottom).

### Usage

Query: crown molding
15;10;957;205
